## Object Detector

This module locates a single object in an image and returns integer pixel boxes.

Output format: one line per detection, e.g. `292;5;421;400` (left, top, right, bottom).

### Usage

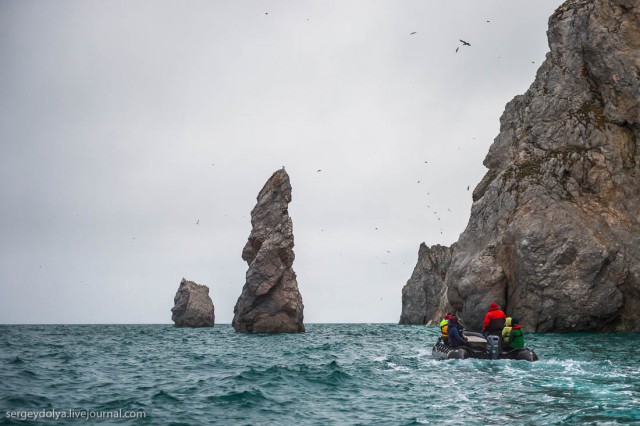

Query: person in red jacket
482;302;506;337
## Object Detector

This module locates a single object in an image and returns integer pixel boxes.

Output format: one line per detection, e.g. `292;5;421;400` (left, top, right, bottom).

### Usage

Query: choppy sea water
1;324;639;425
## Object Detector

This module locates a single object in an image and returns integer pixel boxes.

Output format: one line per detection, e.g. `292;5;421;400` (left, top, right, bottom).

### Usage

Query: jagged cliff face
232;169;305;333
401;0;640;332
400;244;454;325
448;0;640;332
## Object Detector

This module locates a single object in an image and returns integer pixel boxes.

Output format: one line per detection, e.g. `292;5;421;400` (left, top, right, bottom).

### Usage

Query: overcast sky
0;0;564;324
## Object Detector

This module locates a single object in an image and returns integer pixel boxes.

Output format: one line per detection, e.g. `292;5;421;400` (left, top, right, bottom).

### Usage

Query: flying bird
196;219;199;225
456;47;459;53
460;39;471;46
467;185;470;191
410;32;417;35
317;169;322;172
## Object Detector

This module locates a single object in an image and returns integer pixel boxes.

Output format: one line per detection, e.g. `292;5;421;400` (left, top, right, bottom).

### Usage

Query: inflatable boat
432;331;538;361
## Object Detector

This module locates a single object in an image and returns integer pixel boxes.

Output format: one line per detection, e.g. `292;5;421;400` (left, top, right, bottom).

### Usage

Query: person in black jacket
447;316;468;347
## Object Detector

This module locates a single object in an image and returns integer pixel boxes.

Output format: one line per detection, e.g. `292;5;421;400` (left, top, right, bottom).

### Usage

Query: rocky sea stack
401;0;640;332
232;169;305;333
400;244;455;325
171;278;215;327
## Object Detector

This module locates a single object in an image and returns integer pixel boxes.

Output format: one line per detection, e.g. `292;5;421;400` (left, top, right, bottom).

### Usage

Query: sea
1;324;639;425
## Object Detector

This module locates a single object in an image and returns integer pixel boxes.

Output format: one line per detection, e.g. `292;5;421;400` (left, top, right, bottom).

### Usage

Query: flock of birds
263;10;477;54
197;13;532;267
260;13;535;65
207;153;473;265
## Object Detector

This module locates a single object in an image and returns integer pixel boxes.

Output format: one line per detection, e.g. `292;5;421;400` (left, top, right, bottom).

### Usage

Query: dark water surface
1;324;639;425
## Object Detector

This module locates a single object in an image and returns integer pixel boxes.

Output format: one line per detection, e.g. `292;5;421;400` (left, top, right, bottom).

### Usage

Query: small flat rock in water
171;278;215;327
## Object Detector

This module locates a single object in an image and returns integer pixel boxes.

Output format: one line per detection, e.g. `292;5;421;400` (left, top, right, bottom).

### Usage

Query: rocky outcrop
232;169;305;333
402;0;640;332
171;278;215;327
399;244;455;325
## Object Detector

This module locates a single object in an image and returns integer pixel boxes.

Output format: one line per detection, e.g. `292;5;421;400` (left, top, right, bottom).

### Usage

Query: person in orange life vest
447;315;468;347
482;302;506;337
439;313;451;344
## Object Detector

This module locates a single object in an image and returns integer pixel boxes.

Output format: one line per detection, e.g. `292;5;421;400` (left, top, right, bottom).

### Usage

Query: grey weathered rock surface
232;169;305;333
399;244;455;325
171;278;215;327
402;0;640;332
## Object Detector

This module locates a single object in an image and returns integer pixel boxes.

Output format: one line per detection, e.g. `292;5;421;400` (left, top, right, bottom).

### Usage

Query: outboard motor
486;335;502;360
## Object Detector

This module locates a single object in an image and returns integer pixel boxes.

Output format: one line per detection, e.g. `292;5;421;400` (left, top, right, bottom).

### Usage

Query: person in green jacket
502;317;513;342
504;317;525;349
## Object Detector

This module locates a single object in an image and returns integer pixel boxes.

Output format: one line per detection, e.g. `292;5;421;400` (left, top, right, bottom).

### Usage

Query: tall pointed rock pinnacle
232;169;305;333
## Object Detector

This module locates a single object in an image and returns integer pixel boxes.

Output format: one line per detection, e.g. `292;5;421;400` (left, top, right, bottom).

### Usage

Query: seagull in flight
456;47;459;53
410;32;417;35
460;39;471;46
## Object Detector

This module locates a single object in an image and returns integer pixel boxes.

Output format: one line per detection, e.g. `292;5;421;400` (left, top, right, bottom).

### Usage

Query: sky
0;0;565;324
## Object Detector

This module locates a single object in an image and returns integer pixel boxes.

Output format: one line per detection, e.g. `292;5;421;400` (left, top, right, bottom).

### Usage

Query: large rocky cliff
401;0;640;332
232;169;305;333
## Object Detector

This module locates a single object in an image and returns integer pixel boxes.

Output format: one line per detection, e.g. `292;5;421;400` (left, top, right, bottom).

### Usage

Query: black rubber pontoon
431;332;538;361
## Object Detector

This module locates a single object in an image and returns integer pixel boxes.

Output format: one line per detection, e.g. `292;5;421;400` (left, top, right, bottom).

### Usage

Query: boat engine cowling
486;335;502;360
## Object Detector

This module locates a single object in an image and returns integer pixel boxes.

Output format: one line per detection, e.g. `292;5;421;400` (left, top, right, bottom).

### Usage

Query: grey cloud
0;0;564;324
